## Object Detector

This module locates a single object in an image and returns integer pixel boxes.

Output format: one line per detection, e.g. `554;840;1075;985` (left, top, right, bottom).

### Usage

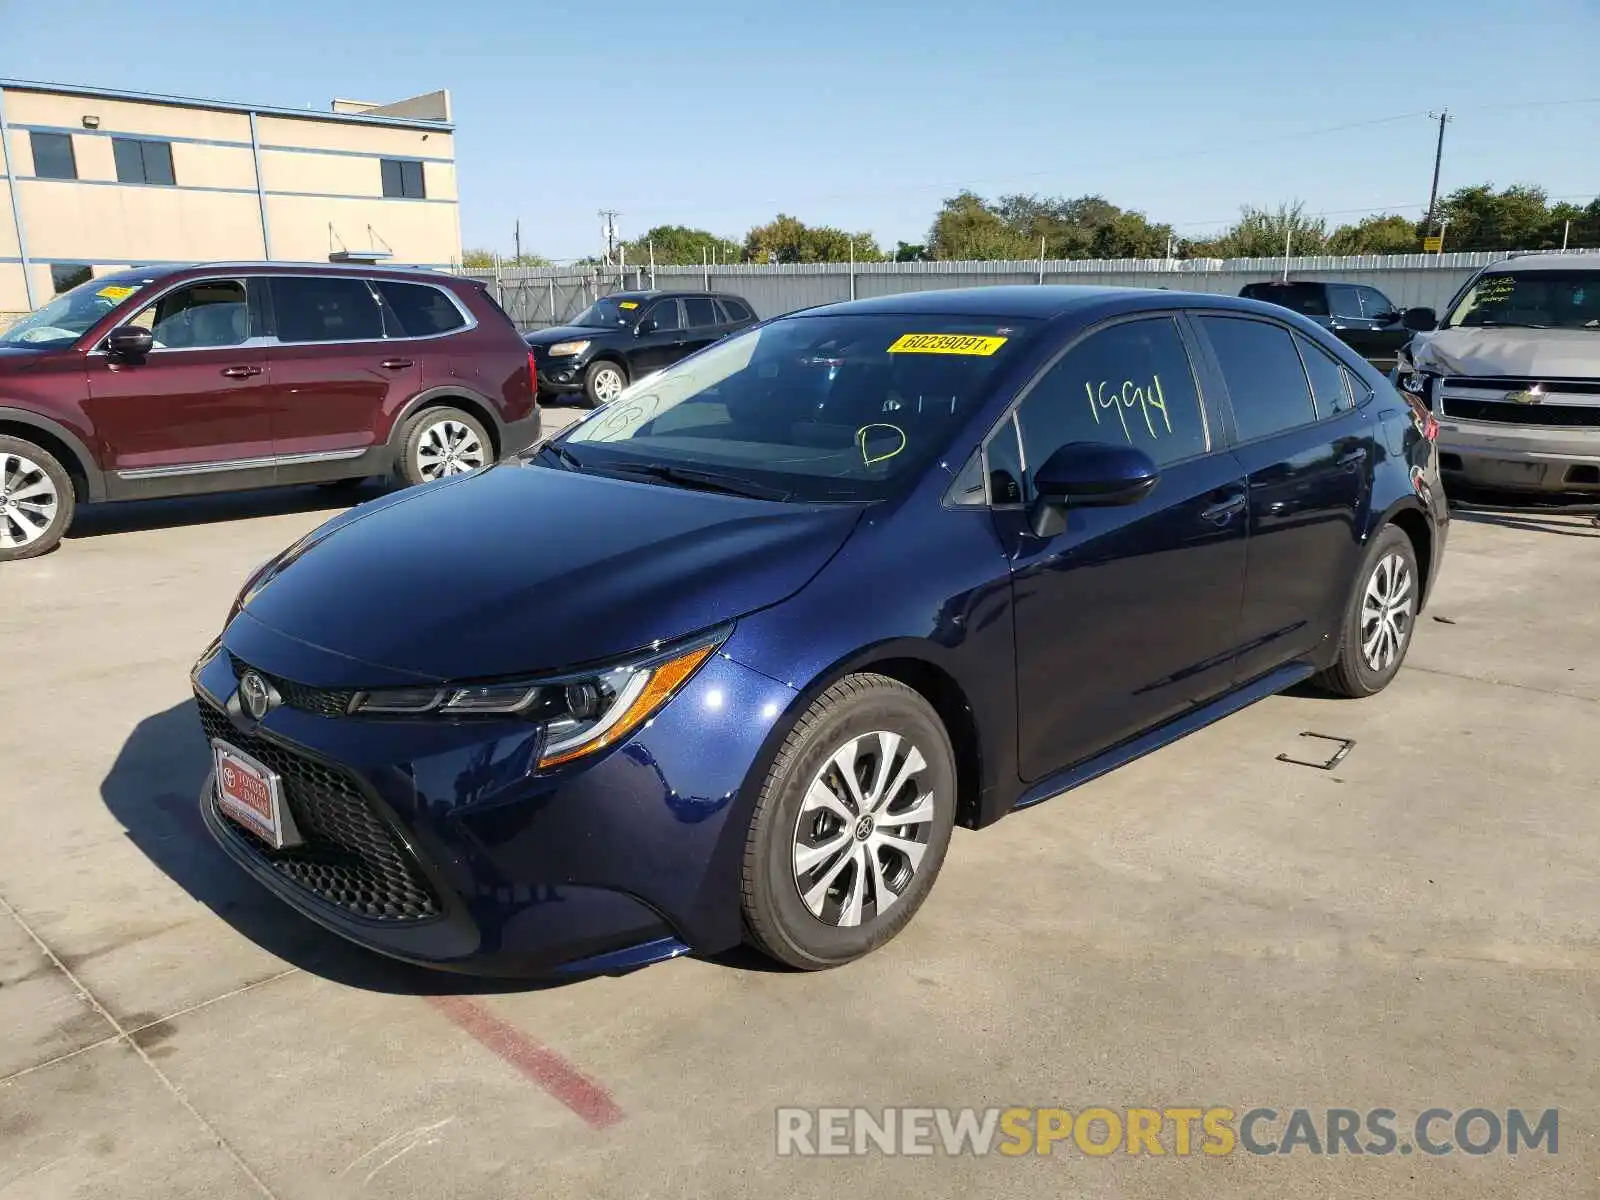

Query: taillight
527;350;539;398
1423;413;1439;442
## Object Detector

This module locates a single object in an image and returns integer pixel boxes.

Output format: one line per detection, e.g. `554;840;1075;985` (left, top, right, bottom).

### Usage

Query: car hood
524;325;621;347
233;462;864;682
1410;327;1600;378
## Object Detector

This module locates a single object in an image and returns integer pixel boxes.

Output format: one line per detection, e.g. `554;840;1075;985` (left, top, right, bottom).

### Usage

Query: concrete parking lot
2;417;1598;1198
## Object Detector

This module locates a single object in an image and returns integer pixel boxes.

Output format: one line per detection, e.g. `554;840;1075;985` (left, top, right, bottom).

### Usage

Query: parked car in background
195;285;1445;977
0;262;538;561
1391;252;1600;495
1239;280;1411;364
525;290;758;406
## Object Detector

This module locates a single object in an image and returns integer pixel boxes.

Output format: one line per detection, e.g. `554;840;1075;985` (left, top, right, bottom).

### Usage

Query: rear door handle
380;358;414;370
220;365;261;378
1337;447;1368;467
1200;495;1247;524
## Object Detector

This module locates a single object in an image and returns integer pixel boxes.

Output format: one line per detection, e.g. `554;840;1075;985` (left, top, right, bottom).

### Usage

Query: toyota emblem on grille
238;671;274;721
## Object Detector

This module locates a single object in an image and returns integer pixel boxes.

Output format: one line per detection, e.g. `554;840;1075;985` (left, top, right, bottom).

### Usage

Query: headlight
546;340;590;357
348;628;727;769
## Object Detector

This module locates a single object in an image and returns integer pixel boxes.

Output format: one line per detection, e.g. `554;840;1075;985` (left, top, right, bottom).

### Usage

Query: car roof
604;290;747;302
791;284;1276;322
91;261;469;287
1488;253;1600;273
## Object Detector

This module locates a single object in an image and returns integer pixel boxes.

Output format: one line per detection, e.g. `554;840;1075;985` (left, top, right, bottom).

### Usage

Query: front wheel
1316;525;1420;697
741;674;957;970
0;436;75;562
581;360;628;407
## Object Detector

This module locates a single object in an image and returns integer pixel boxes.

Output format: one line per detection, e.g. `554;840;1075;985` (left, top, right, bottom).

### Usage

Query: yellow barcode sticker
887;333;1008;356
96;285;136;302
619;301;639;309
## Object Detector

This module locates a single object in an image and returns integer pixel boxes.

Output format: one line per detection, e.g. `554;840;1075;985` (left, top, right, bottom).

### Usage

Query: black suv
1239;281;1411;365
525;290;758;406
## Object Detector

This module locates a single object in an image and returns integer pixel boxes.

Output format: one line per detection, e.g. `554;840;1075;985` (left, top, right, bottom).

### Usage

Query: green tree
1432;183;1572;251
1325;214;1420;255
928;191;1172;260
927;192;1034;260
620;224;740;266
894;241;930;262
743;214;883;263
460;247;550;268
1191;202;1328;258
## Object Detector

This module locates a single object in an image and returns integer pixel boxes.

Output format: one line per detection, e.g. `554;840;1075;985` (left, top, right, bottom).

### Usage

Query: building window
50;265;93;294
380;159;426;199
112;138;176;186
30;131;78;180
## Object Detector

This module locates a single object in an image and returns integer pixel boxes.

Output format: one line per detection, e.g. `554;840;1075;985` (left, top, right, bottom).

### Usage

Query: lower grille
1441;397;1600;428
230;653;356;719
199;701;441;922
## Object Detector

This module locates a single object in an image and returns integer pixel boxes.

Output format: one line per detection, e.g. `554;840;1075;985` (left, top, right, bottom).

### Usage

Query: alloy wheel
1360;551;1414;672
0;452;60;550
791;730;937;928
592;367;624;402
415;419;486;480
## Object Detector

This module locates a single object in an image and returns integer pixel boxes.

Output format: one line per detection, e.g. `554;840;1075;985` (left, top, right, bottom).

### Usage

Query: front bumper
192;631;797;975
533;352;591;395
1436;420;1600;493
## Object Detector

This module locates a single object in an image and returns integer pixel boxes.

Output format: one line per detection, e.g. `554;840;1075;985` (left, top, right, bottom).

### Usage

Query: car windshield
1242;283;1328;316
0;276;149;348
1444;270;1600;330
571;297;646;328
558;312;1038;502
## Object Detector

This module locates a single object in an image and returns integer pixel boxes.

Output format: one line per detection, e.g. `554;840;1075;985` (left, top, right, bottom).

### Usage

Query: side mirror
1400;307;1437;333
1027;442;1160;538
104;326;154;360
636;318;658;336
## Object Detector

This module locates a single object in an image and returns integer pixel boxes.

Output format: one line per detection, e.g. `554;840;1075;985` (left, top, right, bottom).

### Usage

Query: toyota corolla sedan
192;286;1447;976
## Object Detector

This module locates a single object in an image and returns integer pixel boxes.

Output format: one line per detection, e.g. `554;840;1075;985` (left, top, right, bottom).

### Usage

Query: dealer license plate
212;739;299;849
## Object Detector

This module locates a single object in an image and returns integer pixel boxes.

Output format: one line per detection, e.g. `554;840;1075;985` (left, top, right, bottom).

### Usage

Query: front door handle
220;365;261;378
1200;495;1247;524
380;358;414;370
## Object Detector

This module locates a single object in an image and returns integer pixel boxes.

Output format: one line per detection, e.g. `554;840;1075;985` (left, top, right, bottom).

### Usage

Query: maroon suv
0;262;539;560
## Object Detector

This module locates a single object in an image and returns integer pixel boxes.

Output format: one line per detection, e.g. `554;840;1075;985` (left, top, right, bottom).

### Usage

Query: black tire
581;359;628;408
1316;525;1420;698
0;436;75;562
392;406;493;489
741;674;957;970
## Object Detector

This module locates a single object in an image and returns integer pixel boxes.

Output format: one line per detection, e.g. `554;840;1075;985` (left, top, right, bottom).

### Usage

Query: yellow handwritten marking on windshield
619;301;639;309
1086;375;1172;443
857;423;907;466
887;333;1008;356
96;286;136;302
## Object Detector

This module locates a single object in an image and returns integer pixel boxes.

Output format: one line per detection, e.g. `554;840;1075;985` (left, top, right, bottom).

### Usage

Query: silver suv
1393;253;1600;494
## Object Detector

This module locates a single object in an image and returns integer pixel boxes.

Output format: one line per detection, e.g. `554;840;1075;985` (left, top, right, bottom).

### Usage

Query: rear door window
684;297;719;328
374;281;468;337
1198;316;1317;442
270;276;385;343
1011;316;1210;493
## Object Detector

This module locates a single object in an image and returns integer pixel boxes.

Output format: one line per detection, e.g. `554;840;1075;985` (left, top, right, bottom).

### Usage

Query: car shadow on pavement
68;483;378;540
1450;508;1600;539
102;698;568;996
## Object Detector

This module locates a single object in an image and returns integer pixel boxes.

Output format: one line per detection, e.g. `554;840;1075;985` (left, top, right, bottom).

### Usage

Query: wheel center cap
853;815;875;841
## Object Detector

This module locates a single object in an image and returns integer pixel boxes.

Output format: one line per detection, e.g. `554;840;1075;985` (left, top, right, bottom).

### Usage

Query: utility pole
598;210;620;267
513;219;521;265
1424;110;1452;237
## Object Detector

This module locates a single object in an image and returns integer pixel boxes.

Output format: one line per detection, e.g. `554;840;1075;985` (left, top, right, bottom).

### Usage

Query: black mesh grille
199;700;441;922
230;654;356;718
1441;397;1600;428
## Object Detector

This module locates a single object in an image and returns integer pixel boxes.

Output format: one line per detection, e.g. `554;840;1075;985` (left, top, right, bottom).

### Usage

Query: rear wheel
741;674;956;970
582;360;627;407
0;437;74;562
1316;525;1419;697
393;406;491;488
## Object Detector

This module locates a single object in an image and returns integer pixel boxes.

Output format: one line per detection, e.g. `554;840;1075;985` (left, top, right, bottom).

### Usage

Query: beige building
0;78;459;319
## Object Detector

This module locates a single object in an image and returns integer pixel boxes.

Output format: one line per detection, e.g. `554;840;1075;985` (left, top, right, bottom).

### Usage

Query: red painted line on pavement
427;994;623;1129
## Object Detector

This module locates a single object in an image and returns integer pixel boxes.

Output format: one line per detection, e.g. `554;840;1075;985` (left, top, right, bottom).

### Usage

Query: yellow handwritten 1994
1086;375;1172;442
887;333;1008;356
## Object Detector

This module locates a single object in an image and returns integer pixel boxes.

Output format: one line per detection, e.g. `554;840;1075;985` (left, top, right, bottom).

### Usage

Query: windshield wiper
534;442;585;471
606;462;791;501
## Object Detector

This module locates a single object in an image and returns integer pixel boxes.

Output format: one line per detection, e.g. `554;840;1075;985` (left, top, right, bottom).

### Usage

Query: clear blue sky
6;0;1597;260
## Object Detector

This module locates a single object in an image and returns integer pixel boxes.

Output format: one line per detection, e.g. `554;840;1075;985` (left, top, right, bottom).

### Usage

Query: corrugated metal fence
466;249;1600;331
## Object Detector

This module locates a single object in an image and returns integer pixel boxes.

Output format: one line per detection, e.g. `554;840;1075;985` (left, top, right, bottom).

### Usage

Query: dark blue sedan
192;286;1447;975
